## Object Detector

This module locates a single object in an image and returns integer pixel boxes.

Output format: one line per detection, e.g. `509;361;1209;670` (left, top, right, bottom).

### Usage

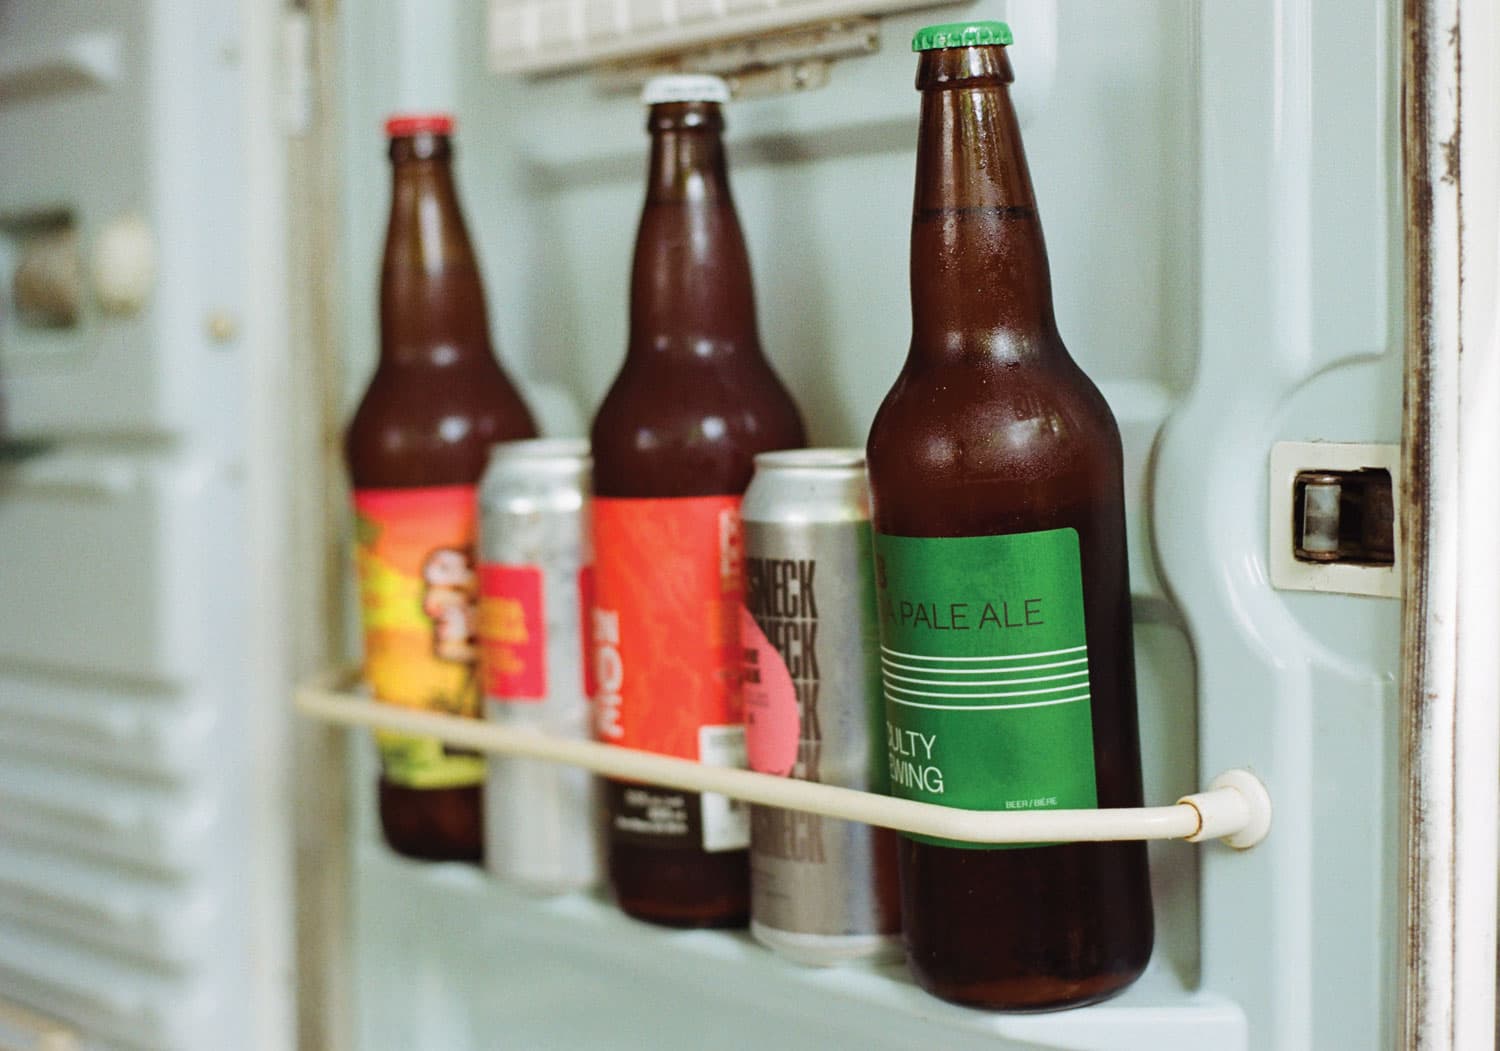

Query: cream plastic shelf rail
296;669;1272;849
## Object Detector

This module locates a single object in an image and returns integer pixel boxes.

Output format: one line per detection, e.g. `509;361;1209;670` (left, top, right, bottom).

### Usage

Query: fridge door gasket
1397;0;1500;1046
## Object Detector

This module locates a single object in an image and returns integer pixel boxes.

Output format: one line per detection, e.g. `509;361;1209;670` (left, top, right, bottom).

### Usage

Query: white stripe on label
880;655;1089;674
884;679;1091;700
879;644;1088;662
881;667;1090;688
885;691;1093;712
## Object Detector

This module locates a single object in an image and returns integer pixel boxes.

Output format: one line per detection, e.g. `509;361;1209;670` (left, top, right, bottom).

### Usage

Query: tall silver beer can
741;448;900;964
478;438;601;892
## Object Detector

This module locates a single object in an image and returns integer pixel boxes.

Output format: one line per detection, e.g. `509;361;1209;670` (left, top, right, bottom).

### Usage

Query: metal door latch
1293;468;1394;565
1269;442;1401;598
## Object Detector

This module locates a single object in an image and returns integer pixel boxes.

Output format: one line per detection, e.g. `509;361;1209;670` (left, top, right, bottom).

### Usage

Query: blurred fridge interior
0;0;1497;1049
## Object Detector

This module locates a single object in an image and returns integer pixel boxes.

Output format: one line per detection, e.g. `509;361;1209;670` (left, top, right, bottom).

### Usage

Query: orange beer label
591;496;745;758
353;485;485;789
592;495;749;851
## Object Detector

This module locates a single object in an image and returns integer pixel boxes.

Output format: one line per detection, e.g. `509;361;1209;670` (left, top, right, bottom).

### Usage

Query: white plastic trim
1184;769;1273;849
296;670;1271;849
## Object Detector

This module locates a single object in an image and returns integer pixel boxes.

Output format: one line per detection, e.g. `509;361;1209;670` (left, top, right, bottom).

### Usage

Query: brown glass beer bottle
591;75;806;927
347;113;538;862
866;24;1153;1009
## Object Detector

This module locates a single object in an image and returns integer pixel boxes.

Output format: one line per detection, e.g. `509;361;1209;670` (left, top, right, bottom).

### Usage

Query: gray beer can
479;438;602;893
741;448;900;965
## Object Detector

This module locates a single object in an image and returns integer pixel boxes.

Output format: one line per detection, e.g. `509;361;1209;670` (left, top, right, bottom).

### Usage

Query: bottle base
908;964;1147;1013
380;832;483;864
607;834;749;929
377;779;484;863
751;922;903;967
615;896;748;929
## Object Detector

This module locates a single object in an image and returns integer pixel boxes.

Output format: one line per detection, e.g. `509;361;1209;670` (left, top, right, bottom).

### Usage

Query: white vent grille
488;0;934;74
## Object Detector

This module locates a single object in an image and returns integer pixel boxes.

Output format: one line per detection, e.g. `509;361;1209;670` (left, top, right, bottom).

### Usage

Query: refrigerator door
328;0;1425;1048
0;2;292;1049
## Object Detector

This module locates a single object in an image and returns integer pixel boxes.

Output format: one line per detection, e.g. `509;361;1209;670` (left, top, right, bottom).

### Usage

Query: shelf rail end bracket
1179;769;1272;849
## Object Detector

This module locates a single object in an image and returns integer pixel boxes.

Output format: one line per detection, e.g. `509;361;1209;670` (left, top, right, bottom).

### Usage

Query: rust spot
1441;133;1459;185
1444;20;1461;184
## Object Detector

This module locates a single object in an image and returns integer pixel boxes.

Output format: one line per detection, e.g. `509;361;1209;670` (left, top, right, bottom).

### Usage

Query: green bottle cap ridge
912;20;1013;52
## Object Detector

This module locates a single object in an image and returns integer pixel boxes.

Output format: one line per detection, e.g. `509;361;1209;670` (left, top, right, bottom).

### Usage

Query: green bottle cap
911;20;1013;52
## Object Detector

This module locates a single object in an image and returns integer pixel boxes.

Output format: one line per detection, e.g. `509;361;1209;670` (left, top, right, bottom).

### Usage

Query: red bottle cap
384;113;455;138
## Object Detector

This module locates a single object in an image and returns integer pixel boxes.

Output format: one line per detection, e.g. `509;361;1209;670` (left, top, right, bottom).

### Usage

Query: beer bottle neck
910;47;1060;363
629;103;761;360
380;137;495;370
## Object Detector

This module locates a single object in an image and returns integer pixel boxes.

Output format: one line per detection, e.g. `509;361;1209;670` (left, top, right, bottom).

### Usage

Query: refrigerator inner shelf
354;840;1247;1051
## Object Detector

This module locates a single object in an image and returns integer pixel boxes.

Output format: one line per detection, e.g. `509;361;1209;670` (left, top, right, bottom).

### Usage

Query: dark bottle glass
347;113;538;862
591;77;806;928
866;24;1154;1009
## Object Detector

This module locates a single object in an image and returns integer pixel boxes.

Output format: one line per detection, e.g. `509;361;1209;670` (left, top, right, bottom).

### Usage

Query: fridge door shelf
354;840;1247;1051
296;668;1271;850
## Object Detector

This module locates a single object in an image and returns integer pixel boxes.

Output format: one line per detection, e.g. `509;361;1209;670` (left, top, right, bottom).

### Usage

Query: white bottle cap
641;73;731;106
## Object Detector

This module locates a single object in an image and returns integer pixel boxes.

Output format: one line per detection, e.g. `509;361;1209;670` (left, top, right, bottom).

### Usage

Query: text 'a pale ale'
347;113;538;862
866;24;1154;1009
590;75;806;927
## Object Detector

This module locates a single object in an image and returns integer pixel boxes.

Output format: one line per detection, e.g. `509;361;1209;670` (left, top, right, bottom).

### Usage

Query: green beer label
873;529;1097;848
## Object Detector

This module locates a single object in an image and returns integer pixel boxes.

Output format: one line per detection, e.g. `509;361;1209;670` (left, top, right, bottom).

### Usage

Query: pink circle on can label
741;606;799;776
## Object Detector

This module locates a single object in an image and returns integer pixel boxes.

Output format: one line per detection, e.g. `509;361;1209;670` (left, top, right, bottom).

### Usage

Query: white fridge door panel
1158;2;1402;1050
0;1;289;1048
0;452;227;684
0;0;246;442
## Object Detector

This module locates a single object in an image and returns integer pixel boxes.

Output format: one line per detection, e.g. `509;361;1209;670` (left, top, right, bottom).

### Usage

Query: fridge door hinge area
1269;441;1401;598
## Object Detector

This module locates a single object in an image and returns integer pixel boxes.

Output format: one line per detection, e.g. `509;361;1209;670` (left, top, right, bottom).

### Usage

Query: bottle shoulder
351;357;532;417
591;355;806;497
346;364;538;487
866;356;1122;523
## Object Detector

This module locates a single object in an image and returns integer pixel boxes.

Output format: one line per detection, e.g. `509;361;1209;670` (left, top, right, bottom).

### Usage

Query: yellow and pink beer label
353;484;485;789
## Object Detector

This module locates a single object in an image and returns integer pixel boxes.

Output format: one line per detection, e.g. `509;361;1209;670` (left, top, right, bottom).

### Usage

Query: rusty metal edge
1397;0;1488;1047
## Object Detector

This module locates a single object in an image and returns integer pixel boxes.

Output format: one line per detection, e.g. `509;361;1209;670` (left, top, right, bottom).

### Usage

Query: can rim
753;447;866;472
487;437;591;465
